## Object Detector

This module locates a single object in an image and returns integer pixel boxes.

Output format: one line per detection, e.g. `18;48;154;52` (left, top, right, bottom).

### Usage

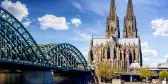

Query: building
88;0;142;72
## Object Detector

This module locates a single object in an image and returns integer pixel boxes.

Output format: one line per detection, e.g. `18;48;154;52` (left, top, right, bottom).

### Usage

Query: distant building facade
88;0;142;72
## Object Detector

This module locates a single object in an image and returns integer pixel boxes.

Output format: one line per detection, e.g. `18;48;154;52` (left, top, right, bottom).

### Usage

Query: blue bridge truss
0;7;89;72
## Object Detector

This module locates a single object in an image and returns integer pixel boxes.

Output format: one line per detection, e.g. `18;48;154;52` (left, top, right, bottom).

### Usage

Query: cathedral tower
88;0;143;73
106;0;120;39
123;0;137;38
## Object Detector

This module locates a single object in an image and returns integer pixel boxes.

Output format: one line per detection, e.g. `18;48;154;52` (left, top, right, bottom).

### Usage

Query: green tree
159;70;168;81
95;61;121;83
139;67;153;83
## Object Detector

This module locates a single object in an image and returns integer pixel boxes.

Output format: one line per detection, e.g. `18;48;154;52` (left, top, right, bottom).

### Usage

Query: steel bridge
0;7;89;72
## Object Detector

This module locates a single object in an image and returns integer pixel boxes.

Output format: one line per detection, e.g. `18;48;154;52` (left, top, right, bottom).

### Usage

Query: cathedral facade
88;0;142;72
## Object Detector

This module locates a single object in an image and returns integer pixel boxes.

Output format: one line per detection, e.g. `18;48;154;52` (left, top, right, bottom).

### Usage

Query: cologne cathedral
88;0;142;72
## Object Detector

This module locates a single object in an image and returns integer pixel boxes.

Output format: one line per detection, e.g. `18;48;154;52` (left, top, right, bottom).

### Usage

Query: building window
108;26;110;31
107;47;110;59
133;50;136;61
114;48;116;60
128;26;131;32
120;52;122;60
129;53;132;65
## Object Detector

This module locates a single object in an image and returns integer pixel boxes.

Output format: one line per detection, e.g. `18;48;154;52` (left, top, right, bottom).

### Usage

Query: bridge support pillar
21;70;54;84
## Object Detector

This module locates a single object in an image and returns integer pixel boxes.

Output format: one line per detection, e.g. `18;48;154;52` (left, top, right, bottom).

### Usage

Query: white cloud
1;0;28;21
141;42;168;67
71;18;81;27
143;57;166;67
151;18;168;36
143;57;150;61
72;2;83;11
141;42;148;49
147;63;158;68
156;58;165;63
73;30;92;41
164;55;168;59
141;42;158;57
142;49;157;57
22;18;31;27
38;14;68;30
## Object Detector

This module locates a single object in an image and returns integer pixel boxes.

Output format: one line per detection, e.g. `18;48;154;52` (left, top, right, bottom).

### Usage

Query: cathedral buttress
123;0;137;38
88;36;93;66
106;0;120;39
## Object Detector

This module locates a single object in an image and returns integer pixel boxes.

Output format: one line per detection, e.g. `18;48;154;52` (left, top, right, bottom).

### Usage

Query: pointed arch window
111;26;113;32
129;53;132;65
120;51;122;60
102;48;106;60
133;50;136;61
108;25;110;31
114;28;117;32
129;27;131;32
114;47;116;60
107;47;110;59
123;49;126;62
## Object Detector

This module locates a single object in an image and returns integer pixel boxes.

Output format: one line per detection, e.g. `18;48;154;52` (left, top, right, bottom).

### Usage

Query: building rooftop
118;38;139;46
92;38;113;46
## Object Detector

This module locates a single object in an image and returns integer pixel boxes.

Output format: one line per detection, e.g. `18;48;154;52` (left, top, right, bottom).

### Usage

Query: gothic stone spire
123;0;137;38
126;0;134;19
106;0;120;39
109;0;116;19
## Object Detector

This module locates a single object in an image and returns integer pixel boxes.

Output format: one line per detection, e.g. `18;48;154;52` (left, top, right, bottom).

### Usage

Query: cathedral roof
92;38;113;46
118;38;139;46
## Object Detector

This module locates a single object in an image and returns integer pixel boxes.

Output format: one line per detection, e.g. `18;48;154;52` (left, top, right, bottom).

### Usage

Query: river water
0;73;20;84
0;73;93;84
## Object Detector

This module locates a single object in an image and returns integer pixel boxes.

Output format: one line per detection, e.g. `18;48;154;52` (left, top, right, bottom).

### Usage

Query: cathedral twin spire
106;0;138;39
123;0;137;38
126;0;134;18
109;0;116;18
106;0;120;39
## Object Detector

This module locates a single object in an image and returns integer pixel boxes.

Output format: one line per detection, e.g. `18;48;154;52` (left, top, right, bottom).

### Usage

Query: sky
1;0;168;67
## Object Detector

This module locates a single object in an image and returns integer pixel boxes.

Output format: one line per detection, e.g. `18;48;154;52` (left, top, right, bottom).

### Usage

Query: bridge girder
45;43;88;70
0;7;48;65
0;7;88;71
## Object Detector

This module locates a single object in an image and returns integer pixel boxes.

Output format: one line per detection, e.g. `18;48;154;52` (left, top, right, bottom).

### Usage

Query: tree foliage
139;67;153;79
159;70;168;80
95;61;121;81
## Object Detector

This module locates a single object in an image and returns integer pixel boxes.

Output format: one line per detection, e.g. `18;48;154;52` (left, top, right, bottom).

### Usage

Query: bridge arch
0;7;47;64
45;43;87;70
0;7;88;71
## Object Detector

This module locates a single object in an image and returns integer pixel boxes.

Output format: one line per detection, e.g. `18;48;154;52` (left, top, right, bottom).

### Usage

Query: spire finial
111;0;115;6
109;0;116;18
128;0;132;5
126;0;134;18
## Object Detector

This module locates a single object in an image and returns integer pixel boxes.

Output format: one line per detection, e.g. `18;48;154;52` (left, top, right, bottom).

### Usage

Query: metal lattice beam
0;7;89;71
0;7;47;63
45;43;87;69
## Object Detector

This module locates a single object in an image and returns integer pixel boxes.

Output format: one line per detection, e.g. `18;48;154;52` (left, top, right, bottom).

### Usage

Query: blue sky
1;0;168;67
